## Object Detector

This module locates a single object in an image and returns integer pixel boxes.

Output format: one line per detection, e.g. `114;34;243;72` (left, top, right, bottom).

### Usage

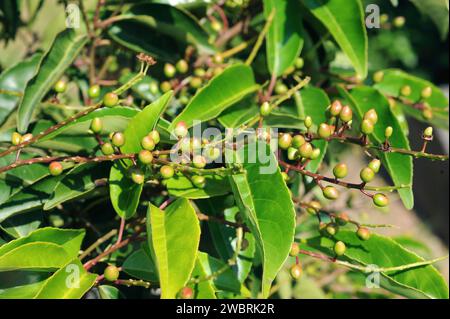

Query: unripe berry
424;127;433;138
339;106;353;123
336;212;350;226
306;201;321;215
393;16;406;28
323;186;339;200
178;287;194;299
160;165;175;179
385;126;393;138
104;265;120;282
205;147;221;161
111;132;125;147
380;13;389;24
421;86;433;99
422;107;433;120
295;57;304;69
360;167;375;183
192;175;206;189
54;80;67;93
278;133;292;150
304;116;313;129
368;159;381;173
211;20;222;32
103;92;119;107
318;123;332;139
176;60;189;74
290;242;300;256
334;241;346;256
190;77;203;89
164;63;176;78
333;163;348;179
21;133;33;143
400;85;412;97
130;167;145;184
49;161;63;176
298;142;313;159
287;147;299;161
310;148;321;160
360;119;374;135
148;130;160;145
290;264;302;279
138;150;153;164
373;71;384;83
213;54;224;64
373;193;389;207
281;172;290;182
275;83;288;95
330;100;343;117
357;227;371;241
193;155;207;169
160;81;172;92
292;135;306;148
101;142;115;155
194;68;206;77
141;136;155;151
326;223;339;236
260;102;271;116
149;81;159;95
11;132;22;145
363;109;378;125
88;85;101;99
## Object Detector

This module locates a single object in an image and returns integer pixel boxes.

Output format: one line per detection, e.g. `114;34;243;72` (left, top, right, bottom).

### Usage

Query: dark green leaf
166;173;230;199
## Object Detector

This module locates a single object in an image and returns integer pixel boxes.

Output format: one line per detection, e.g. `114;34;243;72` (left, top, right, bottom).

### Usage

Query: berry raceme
49;161;63;176
104;265;120;282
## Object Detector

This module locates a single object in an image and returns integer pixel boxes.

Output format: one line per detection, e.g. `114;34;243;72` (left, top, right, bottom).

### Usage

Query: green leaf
303;0;368;78
17;29;88;133
170;64;259;130
304;231;449;299
264;0;304;76
98;285;121;299
197;252;241;294
373;69;449;129
339;86;414;209
229;142;296;298
147;198;200;299
44;163;109;210
166;173;230;199
218;98;259;128
410;0;449;40
34;258;97;299
0;280;47;299
0;210;43;238
0;53;42;125
122;244;158;281
190;258;217;299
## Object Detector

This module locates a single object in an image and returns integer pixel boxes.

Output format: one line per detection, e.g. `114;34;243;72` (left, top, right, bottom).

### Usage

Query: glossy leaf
264;0;304;76
410;0;449;40
147;198;200;299
340;86;414;209
304;231;449;299
17;29;88;133
190;258;217;299
122;244;158;281
98;285;121;299
218;98;259;128
0;210;43;238
170;64;259;130
197;252;241;294
304;0;368;78
166;173;230;199
229;142;296;298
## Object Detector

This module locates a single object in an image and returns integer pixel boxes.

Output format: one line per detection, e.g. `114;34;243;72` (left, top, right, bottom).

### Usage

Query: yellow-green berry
363;109;378;125
88;85;101;99
290;242;300;256
421;86;433;99
373;71;384;83
164;63;176;78
287;147;299;161
138;150;153;164
333;163;348;179
368;159;381;173
340;106;353;123
260;102;271;116
141;136;156;151
101;142;115;155
373;193;389;207
299;142;313;159
130;167;145;184
323;186;339;200
103;92;119;107
360;119;374;135
304;116;313;129
334;241;346;256
275;83;288;95
400;85;412;97
176;60;189;74
295;57;304;69
148;130;160;145
11;132;22;145
193;155;207;169
360;167;375;183
160;81;172;92
192;175;206;189
357;227;371;241
385;126;393;138
290;264;302;279
330;100;343;117
292;135;305;148
111;132;125;147
49;161;63;176
190;77;203;89
278;133;293;150
104;265;120;282
310;148;321;160
424;127;433;138
393;16;405;28
318;123;332;139
160;165;175;179
306;201;321;215
54;80;67;93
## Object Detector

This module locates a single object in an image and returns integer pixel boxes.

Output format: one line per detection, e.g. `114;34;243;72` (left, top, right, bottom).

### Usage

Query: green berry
290;264;302;279
111;132;125;147
363;109;378;125
400;85;412;97
318;123;332;139
193;155;207;169
334;241;346;256
49;161;63;176
310;148;321;160
304;116;313;129
393;16;405;28
295;57;304;69
190;77;203;89
306;201;321;215
360;167;375;183
164;63;176;78
149;81;159;95
292;135;306;148
323;186;339;200
421;86;433;99
380;13;389;24
357;227;371;241
373;71;384;83
160;165;175;179
148;130;161;145
290;242;300;256
194;68;206;77
330;100;343;117
326;223;339;236
281;172;290;182
368;159;381;173
385;126;393;138
373;193;389;207
176;60;189;74
333;163;348;179
101;142;115;155
178;287;194;299
424;127;433;138
422;107;433;120
339;106;353;123
104;265;120;282
275;83;288;95
88;85;101;99
260;102;271;116
141;136;156;151
299;142;313;159
54;80;67;93
130;167;145;185
160;81;172;93
103;92;119;107
213;54;224;64
205;147;221;161
287;147;299;161
11;132;22;145
278;133;292;150
192;175;206;188
211;20;222;32
360;119;374;135
138;150;153;164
